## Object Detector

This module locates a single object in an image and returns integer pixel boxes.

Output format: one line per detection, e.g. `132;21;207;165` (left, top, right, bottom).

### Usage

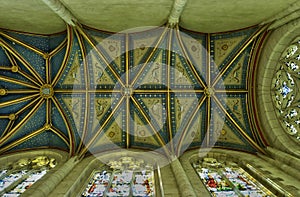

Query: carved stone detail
168;0;188;26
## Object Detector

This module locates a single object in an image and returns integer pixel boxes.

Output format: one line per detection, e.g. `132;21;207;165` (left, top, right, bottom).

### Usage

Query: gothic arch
256;18;300;157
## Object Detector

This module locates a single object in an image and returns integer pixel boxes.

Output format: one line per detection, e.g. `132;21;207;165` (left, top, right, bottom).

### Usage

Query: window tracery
0;156;56;196
82;157;155;197
192;158;275;197
272;38;300;141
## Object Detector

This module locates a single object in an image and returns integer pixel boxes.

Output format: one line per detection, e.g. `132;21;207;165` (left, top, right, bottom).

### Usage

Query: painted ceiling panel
134;94;168;140
90;31;125;75
212;116;257;153
10;130;69;152
210;27;258;81
88;50;120;88
1;101;46;149
51;96;74;139
86;93;124;141
215;48;251;90
0;25;267;157
50;46;67;83
56;36;84;89
133;50;166;89
179;30;207;84
3;31;50;52
217;94;254;138
87;104;126;154
175;98;207;155
131;105;163;149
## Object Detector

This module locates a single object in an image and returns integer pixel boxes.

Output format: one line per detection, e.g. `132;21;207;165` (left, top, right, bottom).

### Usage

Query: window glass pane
82;170;112;197
0;156;56;196
3;170;48;196
192;158;275;197
0;170;27;192
82;157;155;197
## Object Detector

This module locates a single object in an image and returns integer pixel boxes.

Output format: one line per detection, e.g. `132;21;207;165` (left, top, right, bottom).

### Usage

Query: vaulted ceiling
0;0;297;158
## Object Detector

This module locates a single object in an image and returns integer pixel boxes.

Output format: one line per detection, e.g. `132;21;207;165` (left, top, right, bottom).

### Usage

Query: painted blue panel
50;45;66;82
2;37;46;81
2;101;46;147
49;33;66;51
5;31;49;52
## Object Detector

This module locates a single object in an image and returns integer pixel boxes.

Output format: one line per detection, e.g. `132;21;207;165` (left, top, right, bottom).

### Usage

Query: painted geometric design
180;30;206;77
62;52;83;85
131;107;161;148
214;118;256;152
178;101;206;151
130;28;167;67
88;50;118;87
215;46;253;89
0;25;266;157
213;36;246;67
172;54;199;87
207;99;257;152
90;110;124;149
91;32;125;74
61;96;84;134
135;95;167;136
210;27;258;80
172;94;201;135
133;50;166;87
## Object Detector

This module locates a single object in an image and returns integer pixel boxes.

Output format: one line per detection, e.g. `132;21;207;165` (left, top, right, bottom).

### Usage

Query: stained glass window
82;169;111;197
0;170;27;193
192;158;275;197
0;156;56;196
82;157;155;197
272;38;300;141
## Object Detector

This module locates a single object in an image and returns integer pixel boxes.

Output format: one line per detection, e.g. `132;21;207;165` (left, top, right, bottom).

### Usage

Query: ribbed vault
0;22;269;158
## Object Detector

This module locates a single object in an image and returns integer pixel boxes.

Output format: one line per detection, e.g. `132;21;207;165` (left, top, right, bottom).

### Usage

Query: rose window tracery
272;38;300;141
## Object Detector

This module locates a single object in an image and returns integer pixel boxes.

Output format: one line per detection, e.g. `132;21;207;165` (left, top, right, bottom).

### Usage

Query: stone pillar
170;157;196;197
22;157;79;197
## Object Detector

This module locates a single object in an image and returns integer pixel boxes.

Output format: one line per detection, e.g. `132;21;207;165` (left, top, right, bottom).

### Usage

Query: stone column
170;157;196;197
22;156;79;197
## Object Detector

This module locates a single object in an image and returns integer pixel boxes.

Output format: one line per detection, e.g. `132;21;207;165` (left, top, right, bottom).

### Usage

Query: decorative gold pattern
40;84;54;99
0;24;269;158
